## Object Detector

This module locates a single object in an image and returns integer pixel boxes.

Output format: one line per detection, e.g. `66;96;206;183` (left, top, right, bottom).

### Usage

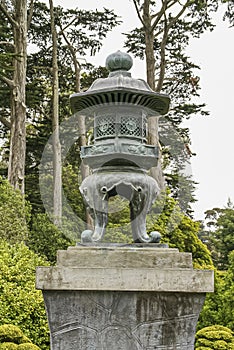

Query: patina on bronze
70;50;170;243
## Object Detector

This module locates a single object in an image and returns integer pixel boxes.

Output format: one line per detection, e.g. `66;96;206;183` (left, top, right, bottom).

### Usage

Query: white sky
51;0;234;220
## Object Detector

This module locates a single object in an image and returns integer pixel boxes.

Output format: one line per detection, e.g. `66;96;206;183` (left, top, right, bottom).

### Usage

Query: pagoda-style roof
70;51;170;115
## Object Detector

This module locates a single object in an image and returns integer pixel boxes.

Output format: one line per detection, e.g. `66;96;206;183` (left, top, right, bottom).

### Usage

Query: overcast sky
52;0;234;220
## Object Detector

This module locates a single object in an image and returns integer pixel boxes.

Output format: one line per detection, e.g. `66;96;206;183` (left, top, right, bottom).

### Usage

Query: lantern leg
130;190;161;243
81;200;108;243
91;206;108;242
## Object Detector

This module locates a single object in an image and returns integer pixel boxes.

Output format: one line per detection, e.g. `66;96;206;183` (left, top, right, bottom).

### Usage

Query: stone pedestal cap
36;246;214;293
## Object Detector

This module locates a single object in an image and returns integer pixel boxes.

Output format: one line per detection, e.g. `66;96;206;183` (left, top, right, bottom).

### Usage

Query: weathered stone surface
57;246;192;269
37;246;213;292
37;266;213;292
43;290;205;350
37;246;214;349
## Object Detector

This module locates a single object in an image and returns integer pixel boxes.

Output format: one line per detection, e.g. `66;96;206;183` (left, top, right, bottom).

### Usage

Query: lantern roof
70;50;170;115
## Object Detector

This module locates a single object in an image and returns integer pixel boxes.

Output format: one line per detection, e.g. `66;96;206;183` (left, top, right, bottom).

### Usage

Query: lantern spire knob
105;50;133;72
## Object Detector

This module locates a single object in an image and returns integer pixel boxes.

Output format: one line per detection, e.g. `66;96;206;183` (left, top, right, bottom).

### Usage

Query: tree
198;270;226;330
204;202;234;270
101;188;213;268
0;0;33;194
0;241;49;349
223;0;234;27
124;0;217;205
144;189;213;268
49;0;62;225
23;2;120;220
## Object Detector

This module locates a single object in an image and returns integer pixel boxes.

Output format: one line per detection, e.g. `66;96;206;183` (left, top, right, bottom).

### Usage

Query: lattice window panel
95;115;116;139
120;116;146;138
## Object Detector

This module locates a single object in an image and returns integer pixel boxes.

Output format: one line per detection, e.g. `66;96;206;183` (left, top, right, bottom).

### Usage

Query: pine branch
58;16;78;36
156;0;192;91
133;0;145;28
0;41;15;48
168;0;192;29
0;115;11;128
58;22;81;92
0;74;14;88
156;12;168;92
0;2;19;28
27;0;34;31
151;0;180;32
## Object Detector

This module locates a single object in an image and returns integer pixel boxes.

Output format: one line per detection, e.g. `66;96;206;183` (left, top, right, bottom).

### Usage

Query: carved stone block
37;246;214;349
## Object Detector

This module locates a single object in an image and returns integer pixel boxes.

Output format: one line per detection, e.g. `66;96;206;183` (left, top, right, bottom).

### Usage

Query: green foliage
27;213;74;264
198;253;234;331
220;251;234;330
0;241;50;349
204;203;234;270
195;325;234;349
102;189;213;267
123;0;222;208
147;190;213;269
0;177;30;244
0;342;40;349
104;196;132;243
0;325;30;344
198;271;226;330
62;165;86;223
0;344;18;350
18;345;40;350
223;0;234;27
0;324;40;349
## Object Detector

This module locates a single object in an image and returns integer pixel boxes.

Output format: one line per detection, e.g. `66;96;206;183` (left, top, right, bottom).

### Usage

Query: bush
0;343;18;350
198;252;234;331
18;344;40;349
0;177;30;243
195;325;234;350
147;191;214;269
0;343;40;349
27;213;73;263
0;242;50;349
0;324;41;349
0;325;30;344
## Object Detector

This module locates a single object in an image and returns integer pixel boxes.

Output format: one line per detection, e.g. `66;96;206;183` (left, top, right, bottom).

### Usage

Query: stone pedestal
36;245;214;350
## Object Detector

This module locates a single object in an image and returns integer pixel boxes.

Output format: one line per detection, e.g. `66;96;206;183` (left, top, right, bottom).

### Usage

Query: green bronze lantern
70;50;170;243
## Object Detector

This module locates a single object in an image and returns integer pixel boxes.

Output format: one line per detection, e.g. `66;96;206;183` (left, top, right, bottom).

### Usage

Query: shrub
0;177;30;243
195;325;234;350
18;344;40;349
0;242;50;349
0;343;18;350
0;324;41;349
0;325;30;344
27;213;73;263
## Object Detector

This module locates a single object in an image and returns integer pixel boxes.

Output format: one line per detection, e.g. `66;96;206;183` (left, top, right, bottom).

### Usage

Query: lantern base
36;245;214;350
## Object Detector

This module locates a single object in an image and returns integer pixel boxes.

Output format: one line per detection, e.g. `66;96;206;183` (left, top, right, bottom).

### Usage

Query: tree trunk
8;0;27;194
143;0;165;190
143;0;156;91
144;30;156;91
49;0;62;225
77;114;93;229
